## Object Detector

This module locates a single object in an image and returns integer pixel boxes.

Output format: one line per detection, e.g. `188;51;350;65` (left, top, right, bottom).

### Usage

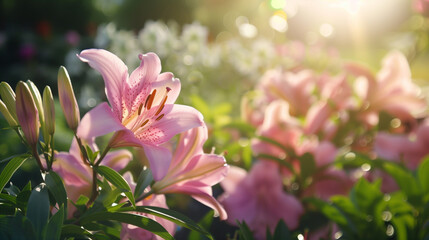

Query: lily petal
102;149;133;171
143;144;173;181
77;102;126;139
78;49;128;120
138;104;204;146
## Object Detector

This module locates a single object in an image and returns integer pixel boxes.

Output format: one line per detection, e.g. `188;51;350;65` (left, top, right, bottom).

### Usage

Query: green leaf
85;145;99;164
272;220;292;240
61;224;94;239
22;181;32;191
16;190;31;214
382;161;421;200
418;157;429;194
96;165;135;207
0;154;31;192
44;206;64;240
300;153;316;182
80;212;174;240
237;221;255;240
44;171;68;216
188;210;214;240
350;178;383;213
26;184;50;240
134;167;153;198
0;193;16;204
119;206;213;239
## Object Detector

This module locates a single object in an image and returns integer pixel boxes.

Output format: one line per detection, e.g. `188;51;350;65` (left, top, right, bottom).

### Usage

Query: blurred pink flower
219;162;304;239
77;49;203;180
258;69;315;116
65;31;80;46
53;138;132;218
121;172;175;240
305;74;353;135
252;100;302;160
414;0;429;16
375;119;429;170
347;51;426;127
152;125;228;220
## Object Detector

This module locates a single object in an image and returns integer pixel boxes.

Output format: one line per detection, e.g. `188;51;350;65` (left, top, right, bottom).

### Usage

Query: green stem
94;145;111;167
74;134;90;166
87;167;98;206
135;189;154;203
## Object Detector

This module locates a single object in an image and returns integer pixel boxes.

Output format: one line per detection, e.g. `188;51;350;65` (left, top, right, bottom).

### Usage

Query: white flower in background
251;39;275;68
110;30;139;68
94;23;117;48
203;45;222;68
65;49;85;76
138;20;178;58
225;39;259;77
181;22;208;56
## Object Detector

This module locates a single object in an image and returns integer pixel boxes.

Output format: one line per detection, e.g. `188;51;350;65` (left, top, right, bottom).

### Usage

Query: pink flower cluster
52;49;228;239
220;50;427;238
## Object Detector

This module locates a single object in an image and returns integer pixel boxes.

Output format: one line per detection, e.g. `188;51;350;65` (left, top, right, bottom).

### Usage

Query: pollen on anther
138;103;144;115
141;119;149;127
155;114;165;121
146;90;156;110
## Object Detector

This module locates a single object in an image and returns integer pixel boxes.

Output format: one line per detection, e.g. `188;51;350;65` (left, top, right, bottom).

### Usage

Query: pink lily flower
77;49;203;180
258;69;315;116
347;51;426;127
151;125;228;220
121;172;176;240
219;161;304;239
375;119;429;170
53;138;132;218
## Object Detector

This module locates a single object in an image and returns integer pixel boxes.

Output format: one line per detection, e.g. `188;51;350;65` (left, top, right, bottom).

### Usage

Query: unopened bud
16;81;39;148
0;100;18;127
43;86;55;144
26;80;46;142
57;66;80;132
0;82;18;121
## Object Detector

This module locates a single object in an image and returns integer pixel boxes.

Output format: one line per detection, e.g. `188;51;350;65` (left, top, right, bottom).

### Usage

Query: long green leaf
96;165;135;207
237;221;255;240
44;171;68;216
0;154;30;192
119;206;213;239
81;212;174;240
26;183;50;240
44;206;64;240
61;224;94;239
134;167;153;198
418;157;429;194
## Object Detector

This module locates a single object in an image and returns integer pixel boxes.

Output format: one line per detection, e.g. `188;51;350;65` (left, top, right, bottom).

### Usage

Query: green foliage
80;212;174;240
44;171;68;217
0;154;31;192
96;165;135;207
26;184;50;240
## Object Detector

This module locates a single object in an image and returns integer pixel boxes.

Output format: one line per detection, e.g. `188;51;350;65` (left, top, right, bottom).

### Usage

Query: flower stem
135;189;154;203
94;145;111;167
87;167;98;206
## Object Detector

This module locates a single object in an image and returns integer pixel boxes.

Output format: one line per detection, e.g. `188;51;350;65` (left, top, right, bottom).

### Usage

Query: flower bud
0;100;18;127
43;86;55;144
16;81;39;148
26;80;46;142
0;82;18;121
57;66;80;132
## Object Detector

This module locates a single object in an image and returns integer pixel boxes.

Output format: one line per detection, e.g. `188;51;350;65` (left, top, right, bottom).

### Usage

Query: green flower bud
0;100;18;127
0;82;18;121
43;86;55;145
58;66;80;132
